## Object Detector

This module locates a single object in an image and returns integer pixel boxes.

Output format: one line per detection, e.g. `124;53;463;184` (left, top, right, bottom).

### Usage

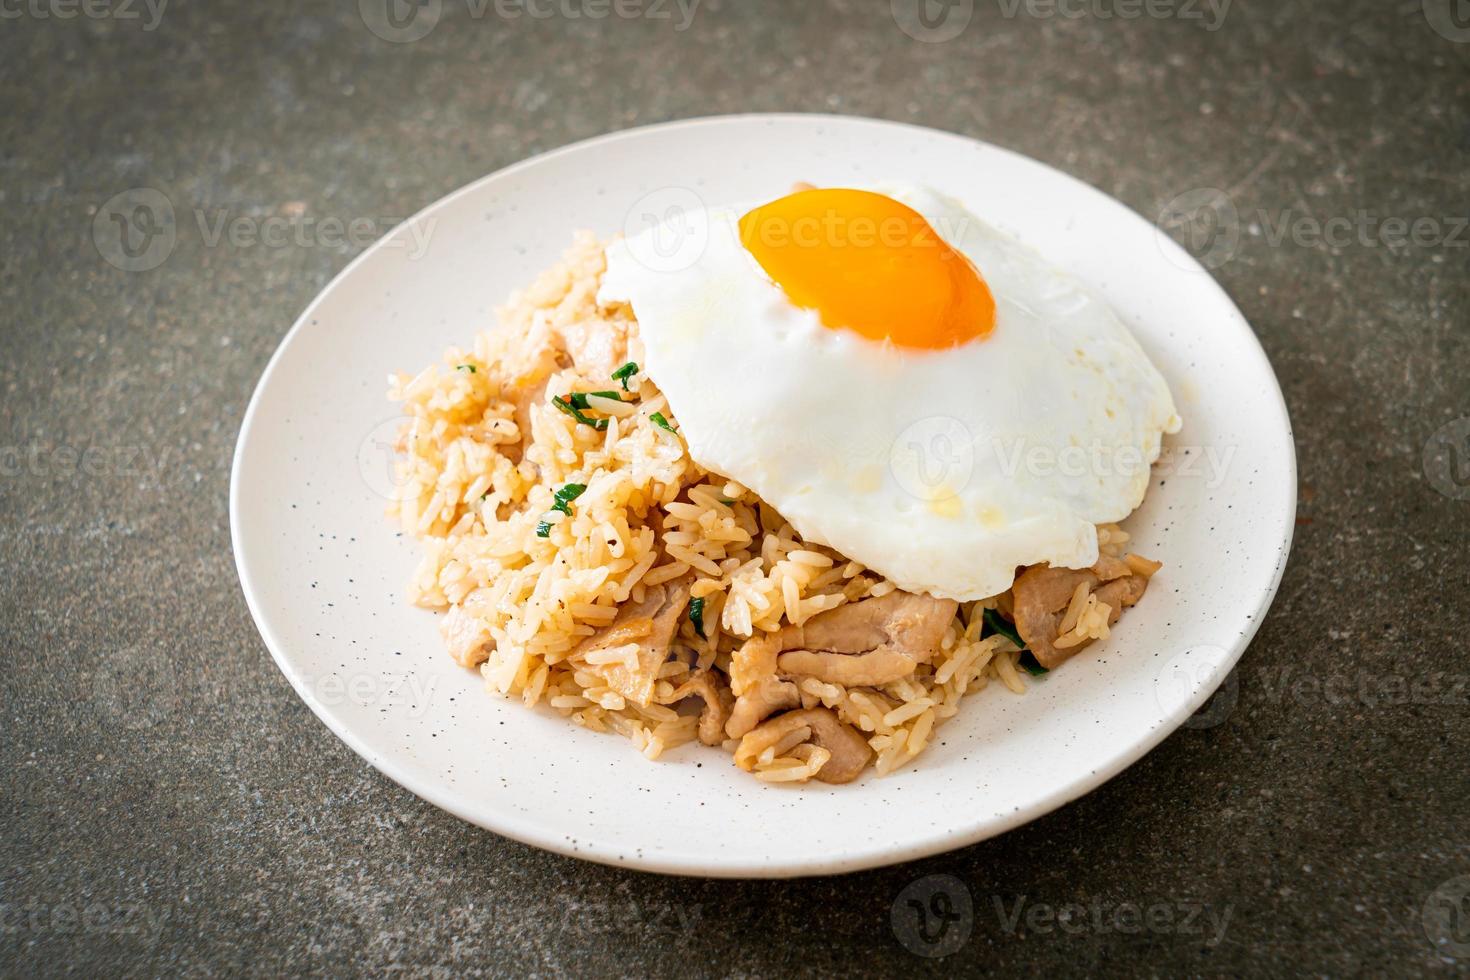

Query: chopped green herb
688;596;706;638
456;364;476;373
551;482;587;513
567;390;623;411
611;361;639;391
981;607;1024;649
552;395;609;431
980;608;1047;675
650;412;677;433
536;483;588;538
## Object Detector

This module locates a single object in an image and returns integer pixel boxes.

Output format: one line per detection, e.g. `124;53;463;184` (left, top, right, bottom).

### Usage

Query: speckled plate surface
230;114;1296;878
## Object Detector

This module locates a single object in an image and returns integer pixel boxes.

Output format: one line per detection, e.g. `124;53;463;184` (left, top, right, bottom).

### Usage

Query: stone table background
3;0;1468;975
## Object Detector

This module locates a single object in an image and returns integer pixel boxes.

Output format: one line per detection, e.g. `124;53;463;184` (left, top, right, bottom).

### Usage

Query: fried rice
386;233;1147;783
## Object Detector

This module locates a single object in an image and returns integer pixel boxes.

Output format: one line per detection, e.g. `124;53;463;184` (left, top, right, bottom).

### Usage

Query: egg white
599;183;1180;600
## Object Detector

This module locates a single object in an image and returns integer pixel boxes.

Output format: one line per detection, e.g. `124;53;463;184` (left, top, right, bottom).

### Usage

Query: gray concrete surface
3;0;1468;975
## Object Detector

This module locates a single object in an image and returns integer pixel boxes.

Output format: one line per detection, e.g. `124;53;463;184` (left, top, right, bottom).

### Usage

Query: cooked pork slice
557;316;631;379
775;648;918;688
774;591;958;686
725;675;801;740
572;577;693;707
725;633;800;739
734;708;873;784
672;670;735;746
1011;557;1153;670
440;604;493;668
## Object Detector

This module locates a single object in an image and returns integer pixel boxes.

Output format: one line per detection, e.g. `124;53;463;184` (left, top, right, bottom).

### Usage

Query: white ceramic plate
231;114;1295;878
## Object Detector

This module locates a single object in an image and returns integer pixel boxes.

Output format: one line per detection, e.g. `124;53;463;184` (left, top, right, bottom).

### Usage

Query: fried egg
599;182;1180;601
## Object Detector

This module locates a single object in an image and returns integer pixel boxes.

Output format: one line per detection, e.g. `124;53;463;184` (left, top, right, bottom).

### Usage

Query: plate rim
230;112;1298;878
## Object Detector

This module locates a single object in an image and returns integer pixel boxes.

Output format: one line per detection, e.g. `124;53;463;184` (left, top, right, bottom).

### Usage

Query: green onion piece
611;361;639;391
537;483;588;538
650;412;677;433
688;596;706;638
552;396;609;431
980;608;1047;676
567;390;622;411
456;364;476;373
981;607;1025;649
551;482;587;514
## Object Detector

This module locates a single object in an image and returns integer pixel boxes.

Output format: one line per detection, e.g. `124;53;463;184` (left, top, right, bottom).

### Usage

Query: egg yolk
738;188;996;349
